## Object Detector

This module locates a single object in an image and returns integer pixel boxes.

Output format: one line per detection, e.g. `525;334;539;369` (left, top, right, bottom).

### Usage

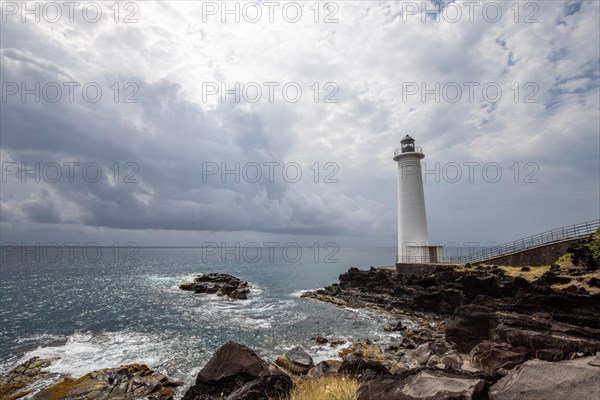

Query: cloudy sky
1;0;599;248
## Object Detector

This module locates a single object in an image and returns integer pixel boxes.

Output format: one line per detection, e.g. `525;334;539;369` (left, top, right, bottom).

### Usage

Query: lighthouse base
396;245;443;264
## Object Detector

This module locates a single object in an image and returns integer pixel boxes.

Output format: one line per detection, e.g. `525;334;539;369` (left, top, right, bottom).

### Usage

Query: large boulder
411;342;432;365
446;305;499;353
489;355;600;400
182;342;291;400
426;349;464;370
274;346;314;375
469;341;528;374
358;370;487;400
338;358;390;381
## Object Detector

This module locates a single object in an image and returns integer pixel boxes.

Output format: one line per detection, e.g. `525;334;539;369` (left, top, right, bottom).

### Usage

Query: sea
0;246;418;395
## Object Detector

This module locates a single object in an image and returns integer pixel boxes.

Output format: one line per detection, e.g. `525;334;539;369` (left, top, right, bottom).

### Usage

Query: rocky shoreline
297;234;600;399
296;262;600;398
302;262;600;357
2;234;599;399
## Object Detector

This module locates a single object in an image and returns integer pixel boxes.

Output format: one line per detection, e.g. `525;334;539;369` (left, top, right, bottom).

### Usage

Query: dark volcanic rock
566;237;598;270
383;321;405;332
536;270;572;285
179;274;250;300
447;303;600;357
314;336;328;344
445;305;500;353
534;348;564;362
182;342;291;400
330;338;347;346
338;358;390;381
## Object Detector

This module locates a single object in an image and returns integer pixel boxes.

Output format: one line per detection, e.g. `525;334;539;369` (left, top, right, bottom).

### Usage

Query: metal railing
397;255;431;264
394;146;423;157
448;219;600;264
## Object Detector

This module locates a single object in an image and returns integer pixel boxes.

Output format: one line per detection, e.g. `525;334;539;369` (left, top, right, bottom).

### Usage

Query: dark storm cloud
0;47;384;236
21;189;62;223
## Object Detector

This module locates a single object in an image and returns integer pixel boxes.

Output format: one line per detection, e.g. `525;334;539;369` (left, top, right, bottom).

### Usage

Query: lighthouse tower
393;135;441;264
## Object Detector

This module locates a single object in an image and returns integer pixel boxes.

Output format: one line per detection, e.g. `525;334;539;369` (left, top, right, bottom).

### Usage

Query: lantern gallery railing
394;146;423;157
449;219;600;264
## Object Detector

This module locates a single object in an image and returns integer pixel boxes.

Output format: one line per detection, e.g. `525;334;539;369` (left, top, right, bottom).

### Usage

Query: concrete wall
477;238;583;267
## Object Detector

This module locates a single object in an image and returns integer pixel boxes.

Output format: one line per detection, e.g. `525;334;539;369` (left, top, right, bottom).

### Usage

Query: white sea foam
289;289;316;298
309;341;351;364
20;330;164;377
148;273;196;291
12;328;202;399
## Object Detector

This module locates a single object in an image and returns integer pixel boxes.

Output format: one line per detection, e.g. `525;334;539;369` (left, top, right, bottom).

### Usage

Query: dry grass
498;265;551;281
459;264;600;294
493;264;600;294
553;270;600;295
286;375;360;400
453;264;476;272
455;264;551;281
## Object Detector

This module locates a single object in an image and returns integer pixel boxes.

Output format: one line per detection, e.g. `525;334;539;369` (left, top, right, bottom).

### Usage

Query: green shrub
555;253;573;267
586;227;600;268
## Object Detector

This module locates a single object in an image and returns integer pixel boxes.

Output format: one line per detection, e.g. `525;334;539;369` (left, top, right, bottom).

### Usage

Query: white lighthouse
393;135;442;264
